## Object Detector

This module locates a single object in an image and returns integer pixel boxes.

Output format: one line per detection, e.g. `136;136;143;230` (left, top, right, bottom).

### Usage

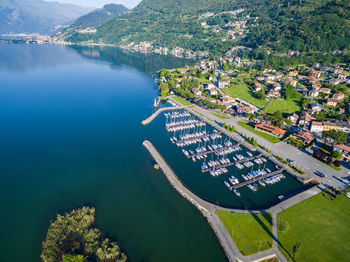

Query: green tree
41;207;126;262
63;255;85;262
159;69;167;78
332;150;342;160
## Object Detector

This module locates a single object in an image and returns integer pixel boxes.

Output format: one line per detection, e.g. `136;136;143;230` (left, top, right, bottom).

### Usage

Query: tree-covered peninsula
41;207;127;262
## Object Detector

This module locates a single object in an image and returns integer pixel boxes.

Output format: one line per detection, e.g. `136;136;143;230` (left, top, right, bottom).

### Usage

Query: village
159;57;350;170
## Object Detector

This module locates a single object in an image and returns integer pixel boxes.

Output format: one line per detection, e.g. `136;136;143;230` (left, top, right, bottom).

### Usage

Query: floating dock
229;168;285;190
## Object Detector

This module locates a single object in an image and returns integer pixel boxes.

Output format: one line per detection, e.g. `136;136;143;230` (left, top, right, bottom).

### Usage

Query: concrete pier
141;106;183;125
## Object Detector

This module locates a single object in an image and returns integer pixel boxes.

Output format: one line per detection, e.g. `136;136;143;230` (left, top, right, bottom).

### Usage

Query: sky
45;0;142;8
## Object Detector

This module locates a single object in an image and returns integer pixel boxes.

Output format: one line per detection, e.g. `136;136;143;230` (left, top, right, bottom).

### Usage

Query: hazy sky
45;0;142;8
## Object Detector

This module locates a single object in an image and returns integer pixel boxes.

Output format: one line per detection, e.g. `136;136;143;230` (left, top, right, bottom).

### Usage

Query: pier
141;106;183;125
201;154;264;173
229;168;285;189
186;144;241;159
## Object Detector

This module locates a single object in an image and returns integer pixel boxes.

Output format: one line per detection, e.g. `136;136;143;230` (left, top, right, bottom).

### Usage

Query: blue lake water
0;43;307;262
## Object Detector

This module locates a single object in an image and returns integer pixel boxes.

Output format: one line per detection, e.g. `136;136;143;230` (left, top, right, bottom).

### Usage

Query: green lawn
238;121;281;143
216;210;273;256
278;193;350;261
212;112;231;120
224;83;267;108
263;99;301;114
172;95;191;106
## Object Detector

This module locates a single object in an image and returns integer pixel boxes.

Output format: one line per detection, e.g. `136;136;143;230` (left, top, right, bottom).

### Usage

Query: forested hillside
66;0;349;56
73;4;128;29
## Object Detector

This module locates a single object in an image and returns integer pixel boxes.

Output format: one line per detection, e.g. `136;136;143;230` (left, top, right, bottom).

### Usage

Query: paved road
142;102;346;262
171;99;350;190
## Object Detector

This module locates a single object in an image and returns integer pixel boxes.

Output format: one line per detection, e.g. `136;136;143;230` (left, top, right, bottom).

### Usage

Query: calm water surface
0;43;226;262
0;43;307;262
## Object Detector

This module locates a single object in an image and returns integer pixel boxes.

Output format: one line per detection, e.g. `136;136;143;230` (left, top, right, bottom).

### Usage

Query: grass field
172;95;191;106
212;112;231;120
278;193;350;261
238;121;281;143
263;99;301;114
224;83;267;108
216;211;273;255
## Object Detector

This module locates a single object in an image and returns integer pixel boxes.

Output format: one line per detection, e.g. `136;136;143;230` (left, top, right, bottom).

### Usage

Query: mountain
0;0;93;34
66;0;349;57
73;4;128;29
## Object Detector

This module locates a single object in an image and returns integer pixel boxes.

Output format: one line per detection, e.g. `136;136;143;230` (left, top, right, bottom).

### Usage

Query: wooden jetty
229;168;285;190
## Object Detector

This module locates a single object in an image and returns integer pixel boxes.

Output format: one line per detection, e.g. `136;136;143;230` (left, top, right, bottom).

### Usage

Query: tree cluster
41;207;127;262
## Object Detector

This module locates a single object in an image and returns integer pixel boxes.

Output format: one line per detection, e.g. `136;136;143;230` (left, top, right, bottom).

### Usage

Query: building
285;78;297;87
254;82;263;91
327;98;338;107
323;121;338;131
192;88;202;96
311;70;321;78
236;105;255;114
309;89;319;97
207;87;218;96
288;70;299;77
255;123;286;138
221;95;235;104
334;144;350;162
333;93;345;101
309;103;322;113
218;81;229;89
299;111;312;126
338;73;347;80
268;90;281;99
290;130;315;145
334;67;343;74
319;88;331;94
288;113;299;124
312;83;322;90
272;82;282;90
310;121;323;133
335;121;350;133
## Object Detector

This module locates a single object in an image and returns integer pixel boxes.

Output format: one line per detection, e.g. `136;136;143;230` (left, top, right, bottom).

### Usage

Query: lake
0;43;226;262
0;43;307;262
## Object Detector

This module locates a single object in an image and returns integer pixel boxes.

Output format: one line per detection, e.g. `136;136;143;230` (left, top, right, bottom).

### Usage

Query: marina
162;110;301;200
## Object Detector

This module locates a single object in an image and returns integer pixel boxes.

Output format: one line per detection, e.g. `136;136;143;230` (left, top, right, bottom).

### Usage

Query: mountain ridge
65;0;349;57
0;0;94;34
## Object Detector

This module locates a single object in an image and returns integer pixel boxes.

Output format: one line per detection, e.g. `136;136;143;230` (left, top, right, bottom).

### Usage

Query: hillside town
159;58;350;168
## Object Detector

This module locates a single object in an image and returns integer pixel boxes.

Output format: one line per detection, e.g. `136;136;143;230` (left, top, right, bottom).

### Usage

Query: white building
310;121;323;133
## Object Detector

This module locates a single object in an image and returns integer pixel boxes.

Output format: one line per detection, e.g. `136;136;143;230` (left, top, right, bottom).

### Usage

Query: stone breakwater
143;140;237;262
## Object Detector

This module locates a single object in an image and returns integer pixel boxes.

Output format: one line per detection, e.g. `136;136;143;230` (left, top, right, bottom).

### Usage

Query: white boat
234;189;241;197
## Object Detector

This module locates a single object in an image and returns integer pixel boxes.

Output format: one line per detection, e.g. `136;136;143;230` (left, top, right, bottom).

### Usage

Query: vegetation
224;84;267;108
41;207;127;262
72;4;128;28
246;137;259;147
275;156;305;174
172;95;191;106
216;211;273;256
322;130;347;144
66;0;350;58
263;99;301;114
278;194;350;261
212;113;230;120
223;122;236;132
238;121;281;144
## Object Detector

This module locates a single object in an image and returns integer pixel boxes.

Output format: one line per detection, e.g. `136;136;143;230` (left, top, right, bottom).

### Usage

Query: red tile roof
255;123;286;136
